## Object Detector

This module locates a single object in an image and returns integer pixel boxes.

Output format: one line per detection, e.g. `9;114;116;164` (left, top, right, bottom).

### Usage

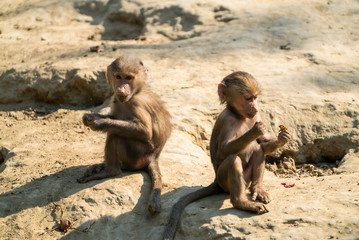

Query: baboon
163;71;291;239
77;55;171;215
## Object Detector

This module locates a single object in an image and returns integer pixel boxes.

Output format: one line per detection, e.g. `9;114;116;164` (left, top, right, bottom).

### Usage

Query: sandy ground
0;0;359;239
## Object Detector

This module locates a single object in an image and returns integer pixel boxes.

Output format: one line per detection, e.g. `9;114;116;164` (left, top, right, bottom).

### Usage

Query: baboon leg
249;147;271;203
147;159;162;214
217;155;268;214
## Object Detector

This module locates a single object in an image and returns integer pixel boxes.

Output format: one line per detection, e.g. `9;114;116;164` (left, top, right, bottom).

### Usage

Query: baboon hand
250;121;266;137
83;114;94;126
277;129;291;146
82;113;102;130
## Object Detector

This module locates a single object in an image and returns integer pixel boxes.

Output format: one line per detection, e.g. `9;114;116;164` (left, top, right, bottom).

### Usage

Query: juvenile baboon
77;55;171;215
163;71;291;239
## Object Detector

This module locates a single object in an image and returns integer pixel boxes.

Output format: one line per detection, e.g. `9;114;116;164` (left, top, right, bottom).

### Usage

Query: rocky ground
0;0;359;239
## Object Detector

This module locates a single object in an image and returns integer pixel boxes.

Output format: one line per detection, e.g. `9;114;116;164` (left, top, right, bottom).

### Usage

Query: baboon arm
258;130;291;155
219;130;258;159
93;113;112;118
259;139;279;155
95;118;152;141
257;134;278;155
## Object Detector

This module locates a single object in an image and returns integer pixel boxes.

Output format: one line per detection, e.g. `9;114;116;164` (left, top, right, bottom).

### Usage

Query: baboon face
230;92;259;119
107;56;148;103
112;71;136;102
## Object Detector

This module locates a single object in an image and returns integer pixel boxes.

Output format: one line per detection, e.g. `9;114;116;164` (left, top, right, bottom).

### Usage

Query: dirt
1;0;359;239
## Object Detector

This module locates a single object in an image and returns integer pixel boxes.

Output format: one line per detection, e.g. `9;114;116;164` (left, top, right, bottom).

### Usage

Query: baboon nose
116;90;126;97
116;89;124;95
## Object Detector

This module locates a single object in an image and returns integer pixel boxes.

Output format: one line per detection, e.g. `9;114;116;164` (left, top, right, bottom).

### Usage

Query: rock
282;157;296;172
338;148;359;173
0;68;111;106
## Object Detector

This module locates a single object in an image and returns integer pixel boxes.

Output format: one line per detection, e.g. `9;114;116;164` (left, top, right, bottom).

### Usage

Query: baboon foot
77;163;106;183
233;199;269;214
148;188;161;215
251;186;271;204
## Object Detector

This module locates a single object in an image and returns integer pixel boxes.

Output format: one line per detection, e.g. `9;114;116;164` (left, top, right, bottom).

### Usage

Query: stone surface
0;0;359;239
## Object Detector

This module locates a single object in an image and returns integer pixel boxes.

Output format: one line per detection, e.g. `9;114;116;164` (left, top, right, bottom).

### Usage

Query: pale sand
0;0;358;239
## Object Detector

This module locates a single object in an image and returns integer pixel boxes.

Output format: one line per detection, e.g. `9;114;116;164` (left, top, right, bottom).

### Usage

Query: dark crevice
265;136;356;177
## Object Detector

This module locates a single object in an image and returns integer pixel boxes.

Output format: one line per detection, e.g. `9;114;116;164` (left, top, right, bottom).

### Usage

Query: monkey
77;55;171;215
163;71;291;239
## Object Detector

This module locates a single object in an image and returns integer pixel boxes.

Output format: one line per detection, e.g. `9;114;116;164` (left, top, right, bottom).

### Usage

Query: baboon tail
162;182;222;240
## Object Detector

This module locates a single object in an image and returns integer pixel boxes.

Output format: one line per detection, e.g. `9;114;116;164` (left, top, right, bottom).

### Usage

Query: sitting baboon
163;71;291;239
77;55;171;215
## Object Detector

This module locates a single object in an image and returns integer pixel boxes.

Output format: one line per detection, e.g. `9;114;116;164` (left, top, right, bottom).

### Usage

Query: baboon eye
116;75;122;80
125;76;133;81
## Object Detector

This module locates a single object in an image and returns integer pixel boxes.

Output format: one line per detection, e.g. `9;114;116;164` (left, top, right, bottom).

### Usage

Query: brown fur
163;71;290;239
77;55;171;215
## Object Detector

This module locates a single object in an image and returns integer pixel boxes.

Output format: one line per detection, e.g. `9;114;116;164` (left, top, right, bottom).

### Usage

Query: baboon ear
144;67;150;83
218;83;227;102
